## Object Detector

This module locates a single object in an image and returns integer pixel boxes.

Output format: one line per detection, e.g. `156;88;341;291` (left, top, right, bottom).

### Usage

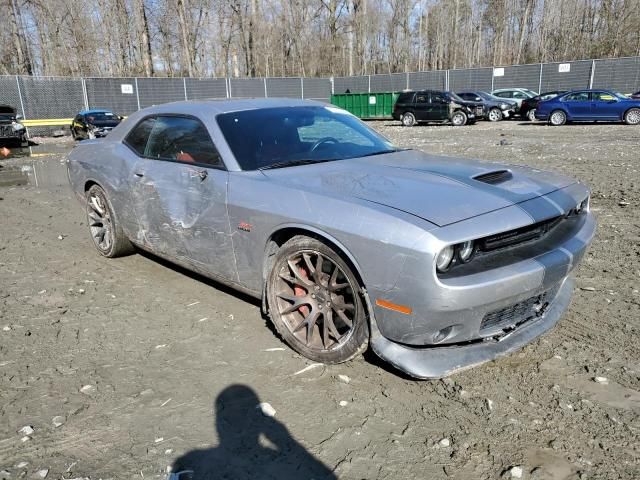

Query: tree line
3;0;639;78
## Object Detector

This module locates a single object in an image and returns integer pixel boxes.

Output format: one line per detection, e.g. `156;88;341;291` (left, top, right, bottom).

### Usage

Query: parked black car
71;109;122;140
456;91;517;121
393;90;482;126
0;105;27;146
520;91;567;121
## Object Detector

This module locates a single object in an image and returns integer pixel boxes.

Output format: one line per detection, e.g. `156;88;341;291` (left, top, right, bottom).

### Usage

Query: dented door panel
130;158;236;282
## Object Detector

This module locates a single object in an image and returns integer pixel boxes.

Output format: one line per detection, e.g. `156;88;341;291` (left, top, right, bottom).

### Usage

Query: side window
415;94;428;104
494;92;509;98
430;92;446;104
564;92;590;102
512;91;527;99
125;117;156;156
144;116;223;167
459;93;472;100
593;92;615;101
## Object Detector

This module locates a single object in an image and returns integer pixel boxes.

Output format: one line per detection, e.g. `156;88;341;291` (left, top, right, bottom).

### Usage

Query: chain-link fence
1;56;639;136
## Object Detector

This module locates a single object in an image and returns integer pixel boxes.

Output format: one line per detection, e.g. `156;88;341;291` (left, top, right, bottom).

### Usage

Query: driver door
126;115;237;282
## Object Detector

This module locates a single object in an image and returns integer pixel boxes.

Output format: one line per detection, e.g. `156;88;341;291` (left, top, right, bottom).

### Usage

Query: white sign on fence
493;67;505;77
558;63;571;73
369;96;377;105
121;84;134;94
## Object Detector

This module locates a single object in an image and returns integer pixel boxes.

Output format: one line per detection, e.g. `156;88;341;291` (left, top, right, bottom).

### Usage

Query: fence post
589;60;595;88
300;77;304;99
368;75;371;93
81;77;89;110
226;78;230;98
538;64;543;93
264;77;268;97
446;70;450;90
406;72;409;90
134;78;141;110
183;78;188;100
491;69;494;91
15;75;26;119
330;76;334;95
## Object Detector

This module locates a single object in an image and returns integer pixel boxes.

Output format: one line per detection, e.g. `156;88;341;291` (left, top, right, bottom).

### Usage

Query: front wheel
85;185;134;258
549;110;567;126
451;111;468;126
624;108;640;125
401;112;416;127
266;236;369;364
527;109;537;122
488;108;503;122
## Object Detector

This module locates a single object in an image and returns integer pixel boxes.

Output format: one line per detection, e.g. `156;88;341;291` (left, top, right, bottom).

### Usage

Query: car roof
79;108;114;114
130;98;327;117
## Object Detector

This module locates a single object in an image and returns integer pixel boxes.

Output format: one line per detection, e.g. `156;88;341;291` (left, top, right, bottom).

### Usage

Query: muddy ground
0;120;638;480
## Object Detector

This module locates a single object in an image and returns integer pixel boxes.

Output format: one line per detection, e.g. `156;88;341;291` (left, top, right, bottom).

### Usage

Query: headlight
458;241;476;262
436;246;455;272
11;122;25;131
575;195;590;214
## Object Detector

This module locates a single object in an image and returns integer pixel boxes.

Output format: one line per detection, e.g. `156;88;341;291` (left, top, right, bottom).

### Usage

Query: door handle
196;169;208;181
134;172;144;177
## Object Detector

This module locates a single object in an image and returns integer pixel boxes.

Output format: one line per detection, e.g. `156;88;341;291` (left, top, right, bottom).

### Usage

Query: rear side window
144;116;223;167
494;92;510;98
125;117;156;155
415;94;428;103
564;92;589;102
397;92;414;103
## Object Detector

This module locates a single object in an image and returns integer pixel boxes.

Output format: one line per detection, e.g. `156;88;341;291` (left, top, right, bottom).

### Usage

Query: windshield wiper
357;148;407;158
258;158;337;171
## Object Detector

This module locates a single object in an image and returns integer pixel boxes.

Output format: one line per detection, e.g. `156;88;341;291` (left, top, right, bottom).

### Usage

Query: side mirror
119;115;125;121
475;97;482;102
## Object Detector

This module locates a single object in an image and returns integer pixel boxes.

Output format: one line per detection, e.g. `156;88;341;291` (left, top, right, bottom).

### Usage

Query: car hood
262;150;576;227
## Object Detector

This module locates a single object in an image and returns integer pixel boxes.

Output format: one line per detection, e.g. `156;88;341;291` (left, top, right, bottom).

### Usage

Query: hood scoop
473;169;513;185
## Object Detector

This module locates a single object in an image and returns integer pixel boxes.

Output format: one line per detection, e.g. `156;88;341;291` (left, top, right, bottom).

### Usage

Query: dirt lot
0;121;638;480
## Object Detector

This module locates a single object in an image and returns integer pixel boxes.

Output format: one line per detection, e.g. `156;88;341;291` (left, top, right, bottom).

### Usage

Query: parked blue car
535;89;640;126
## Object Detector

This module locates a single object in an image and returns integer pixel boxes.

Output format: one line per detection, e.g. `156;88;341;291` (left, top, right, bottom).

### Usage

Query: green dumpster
330;92;400;119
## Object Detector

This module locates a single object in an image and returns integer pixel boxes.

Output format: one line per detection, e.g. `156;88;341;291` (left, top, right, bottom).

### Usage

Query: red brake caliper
295;267;310;317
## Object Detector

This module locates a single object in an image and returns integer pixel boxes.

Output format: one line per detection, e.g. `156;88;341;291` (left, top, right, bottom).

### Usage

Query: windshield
86;112;117;122
216;106;397;170
445;92;466;103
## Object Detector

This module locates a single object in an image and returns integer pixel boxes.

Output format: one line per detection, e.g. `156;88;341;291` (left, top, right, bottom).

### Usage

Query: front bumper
369;276;574;379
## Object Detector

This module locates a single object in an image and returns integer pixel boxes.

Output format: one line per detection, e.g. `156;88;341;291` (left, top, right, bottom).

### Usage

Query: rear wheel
488;108;503;122
549;110;567;126
85;185;134;258
266;236;369;364
624;108;640;125
527;109;537;122
401;112;416;127
451;111;467;126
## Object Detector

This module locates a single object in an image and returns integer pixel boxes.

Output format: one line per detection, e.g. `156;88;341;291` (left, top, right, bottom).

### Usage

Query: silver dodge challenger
67;98;596;379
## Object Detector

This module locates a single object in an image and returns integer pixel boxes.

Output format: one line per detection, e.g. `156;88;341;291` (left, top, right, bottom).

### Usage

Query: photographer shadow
170;384;337;480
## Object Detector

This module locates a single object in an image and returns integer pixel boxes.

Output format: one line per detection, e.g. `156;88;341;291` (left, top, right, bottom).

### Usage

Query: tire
85;185;134;258
549;110;567;126
488;108;503;122
624;108;640;125
401;112;416;127
266;236;369;364
451;110;467;126
527;109;537;122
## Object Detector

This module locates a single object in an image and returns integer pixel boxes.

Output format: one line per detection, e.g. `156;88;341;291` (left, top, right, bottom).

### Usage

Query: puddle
0;142;72;189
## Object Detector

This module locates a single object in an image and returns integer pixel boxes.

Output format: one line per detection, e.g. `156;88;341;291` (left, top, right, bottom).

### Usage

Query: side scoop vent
473;169;513;185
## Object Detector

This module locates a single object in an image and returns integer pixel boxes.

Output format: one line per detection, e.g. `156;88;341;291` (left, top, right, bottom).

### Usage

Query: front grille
480;286;558;335
0;125;20;138
478;216;564;252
